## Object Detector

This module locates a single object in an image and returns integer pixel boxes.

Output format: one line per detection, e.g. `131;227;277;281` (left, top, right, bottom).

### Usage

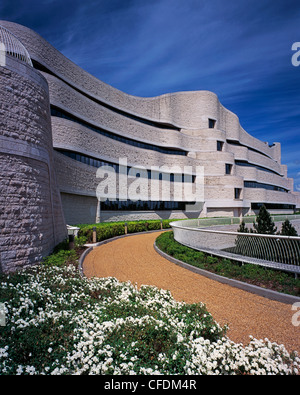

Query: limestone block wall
51;118;196;171
292;192;300;209
45;74;194;151
0;55;66;273
243;189;297;205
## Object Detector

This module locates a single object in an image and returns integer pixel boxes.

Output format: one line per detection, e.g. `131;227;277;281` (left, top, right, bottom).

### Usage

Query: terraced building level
0;21;299;271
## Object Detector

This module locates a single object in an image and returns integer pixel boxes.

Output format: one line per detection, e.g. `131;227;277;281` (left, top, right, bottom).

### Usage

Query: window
208;119;216;129
234;188;242;200
244;181;288;193
225;164;232;175
100;199;195;211
55;149;196;183
217;141;224;151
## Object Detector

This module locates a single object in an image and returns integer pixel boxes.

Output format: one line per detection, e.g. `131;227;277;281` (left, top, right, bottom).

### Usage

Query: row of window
58;150;289;194
235;160;280;176
204;140;276;173
225;161;280;177
226;139;272;159
51;106;187;156
234;181;288;201
52;105;279;170
244;181;288;193
56;149;196;183
217;139;273;163
251;203;295;210
101;200;296;212
100;199;194;211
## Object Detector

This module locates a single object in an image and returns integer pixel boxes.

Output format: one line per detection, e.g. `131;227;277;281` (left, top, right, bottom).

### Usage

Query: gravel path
83;231;300;354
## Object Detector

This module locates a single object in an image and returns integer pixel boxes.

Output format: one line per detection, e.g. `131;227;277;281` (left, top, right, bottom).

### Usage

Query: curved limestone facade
0;25;67;272
1;21;299;234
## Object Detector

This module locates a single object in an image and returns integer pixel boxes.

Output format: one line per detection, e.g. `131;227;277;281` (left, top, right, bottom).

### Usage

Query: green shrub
280;219;298;236
237;221;249;233
206;256;218;265
42;249;77;267
77;219;174;243
75;236;88;247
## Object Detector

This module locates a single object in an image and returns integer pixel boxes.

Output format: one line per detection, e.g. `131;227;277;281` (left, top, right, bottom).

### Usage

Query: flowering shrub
0;264;299;375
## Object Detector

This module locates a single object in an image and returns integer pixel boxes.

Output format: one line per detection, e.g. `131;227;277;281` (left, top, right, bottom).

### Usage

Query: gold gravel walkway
82;231;300;354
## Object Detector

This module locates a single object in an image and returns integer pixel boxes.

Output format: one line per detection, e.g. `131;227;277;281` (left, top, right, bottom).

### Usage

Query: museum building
0;21;299;272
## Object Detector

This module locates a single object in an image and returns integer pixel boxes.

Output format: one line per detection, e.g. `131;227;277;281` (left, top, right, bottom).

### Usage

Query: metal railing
228;233;300;266
176;214;300;228
170;219;300;274
0;25;33;66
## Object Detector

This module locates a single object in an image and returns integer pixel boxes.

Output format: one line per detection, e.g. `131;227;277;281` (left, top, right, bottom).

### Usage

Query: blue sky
1;0;300;190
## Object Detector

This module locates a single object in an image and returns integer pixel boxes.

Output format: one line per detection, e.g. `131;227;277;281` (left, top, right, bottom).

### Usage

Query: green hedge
76;219;177;243
156;231;300;297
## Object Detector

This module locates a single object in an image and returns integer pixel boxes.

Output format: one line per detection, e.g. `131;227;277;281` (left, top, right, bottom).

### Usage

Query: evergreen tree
253;205;277;235
237;221;249;233
280;219;298;236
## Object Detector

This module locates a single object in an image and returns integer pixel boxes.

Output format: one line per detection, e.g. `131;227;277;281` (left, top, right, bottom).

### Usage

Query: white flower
25;366;36;375
16;365;24;375
177;334;184;343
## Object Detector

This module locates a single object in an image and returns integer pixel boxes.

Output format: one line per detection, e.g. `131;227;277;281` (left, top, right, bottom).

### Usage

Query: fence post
68;234;75;250
93;227;97;244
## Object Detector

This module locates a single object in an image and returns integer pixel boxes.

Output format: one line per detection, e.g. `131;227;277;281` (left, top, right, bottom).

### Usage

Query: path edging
154;241;300;305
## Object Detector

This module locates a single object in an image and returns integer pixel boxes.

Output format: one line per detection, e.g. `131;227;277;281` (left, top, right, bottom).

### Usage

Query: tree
253;205;277;235
237;221;249;233
280;219;298;236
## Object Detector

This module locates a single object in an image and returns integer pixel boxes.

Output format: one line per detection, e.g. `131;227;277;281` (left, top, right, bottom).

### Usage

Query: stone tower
0;25;66;273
